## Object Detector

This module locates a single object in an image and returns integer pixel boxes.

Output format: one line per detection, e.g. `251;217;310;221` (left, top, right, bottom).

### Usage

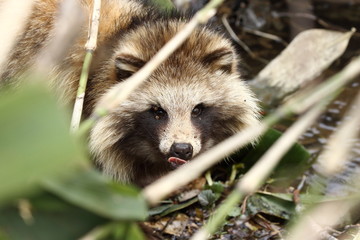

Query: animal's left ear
201;48;235;74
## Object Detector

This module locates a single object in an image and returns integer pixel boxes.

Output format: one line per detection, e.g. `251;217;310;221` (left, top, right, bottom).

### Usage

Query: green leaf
84;222;146;240
110;222;146;240
235;128;311;185
246;193;296;220
0;193;105;240
148;204;173;216
227;206;242;218
149;0;174;12
198;190;217;207
0;84;86;205
208;182;226;194
0;231;10;240
148;197;198;217
43;169;148;220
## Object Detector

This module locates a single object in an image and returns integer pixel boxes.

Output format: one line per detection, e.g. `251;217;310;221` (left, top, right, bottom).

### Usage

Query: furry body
1;0;260;186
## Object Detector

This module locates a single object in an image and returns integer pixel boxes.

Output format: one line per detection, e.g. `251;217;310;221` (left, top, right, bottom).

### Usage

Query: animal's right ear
115;54;146;80
201;48;235;74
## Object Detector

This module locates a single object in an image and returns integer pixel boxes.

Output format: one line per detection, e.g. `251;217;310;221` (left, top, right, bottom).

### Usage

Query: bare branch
221;15;269;64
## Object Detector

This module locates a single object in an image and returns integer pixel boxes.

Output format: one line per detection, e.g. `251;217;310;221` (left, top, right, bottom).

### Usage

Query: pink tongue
168;157;187;166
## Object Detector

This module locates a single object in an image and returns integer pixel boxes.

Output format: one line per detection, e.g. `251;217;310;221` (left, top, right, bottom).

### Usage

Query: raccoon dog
0;0;260;186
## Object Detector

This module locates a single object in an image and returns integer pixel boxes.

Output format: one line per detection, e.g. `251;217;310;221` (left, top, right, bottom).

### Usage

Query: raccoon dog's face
89;21;260;186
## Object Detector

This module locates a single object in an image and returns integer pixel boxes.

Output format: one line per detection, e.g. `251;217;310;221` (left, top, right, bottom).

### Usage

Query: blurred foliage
234;128;311;185
0;84;148;239
0;193;105;240
44;169;147;220
0;83;87;204
149;0;174;11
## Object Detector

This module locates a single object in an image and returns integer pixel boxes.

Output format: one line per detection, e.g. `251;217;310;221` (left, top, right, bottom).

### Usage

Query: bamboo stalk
70;0;101;132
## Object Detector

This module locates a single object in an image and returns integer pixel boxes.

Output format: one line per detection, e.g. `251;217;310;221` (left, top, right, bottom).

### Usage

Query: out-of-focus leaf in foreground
0;84;87;204
150;0;174;11
0;193;105;240
100;222;146;240
43;169;148;220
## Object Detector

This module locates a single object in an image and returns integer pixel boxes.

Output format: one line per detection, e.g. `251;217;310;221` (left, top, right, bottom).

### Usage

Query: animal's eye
192;104;204;118
151;106;167;120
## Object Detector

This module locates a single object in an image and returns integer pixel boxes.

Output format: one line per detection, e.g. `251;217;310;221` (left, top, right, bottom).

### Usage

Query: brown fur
1;0;260;186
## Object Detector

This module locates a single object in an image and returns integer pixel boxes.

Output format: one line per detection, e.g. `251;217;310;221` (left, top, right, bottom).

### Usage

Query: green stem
205;190;244;236
78;51;93;95
70;50;93;132
205;171;213;186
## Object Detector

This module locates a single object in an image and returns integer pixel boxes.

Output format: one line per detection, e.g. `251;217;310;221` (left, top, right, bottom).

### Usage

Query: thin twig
77;0;224;135
70;0;101;132
142;55;360;205
272;11;352;33
243;27;288;46
221;15;269;64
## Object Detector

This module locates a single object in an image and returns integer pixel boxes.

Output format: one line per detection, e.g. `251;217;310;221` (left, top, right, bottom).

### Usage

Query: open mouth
168;157;187;168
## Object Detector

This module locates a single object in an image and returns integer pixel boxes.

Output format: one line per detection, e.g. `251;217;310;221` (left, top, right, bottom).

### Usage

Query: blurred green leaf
207;182;225;194
43;169;148;220
110;222;146;240
149;0;174;11
0;193;105;240
246;193;296;220
0;84;86;205
227;206;242;218
79;221;146;240
149;197;198;217
148;204;173;216
236;128;311;184
198;190;217;207
0;231;10;240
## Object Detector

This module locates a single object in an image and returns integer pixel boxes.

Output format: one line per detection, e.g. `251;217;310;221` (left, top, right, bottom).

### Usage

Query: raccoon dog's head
89;21;260;186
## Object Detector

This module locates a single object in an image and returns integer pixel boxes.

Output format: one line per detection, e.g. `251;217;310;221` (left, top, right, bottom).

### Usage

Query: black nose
170;143;193;160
